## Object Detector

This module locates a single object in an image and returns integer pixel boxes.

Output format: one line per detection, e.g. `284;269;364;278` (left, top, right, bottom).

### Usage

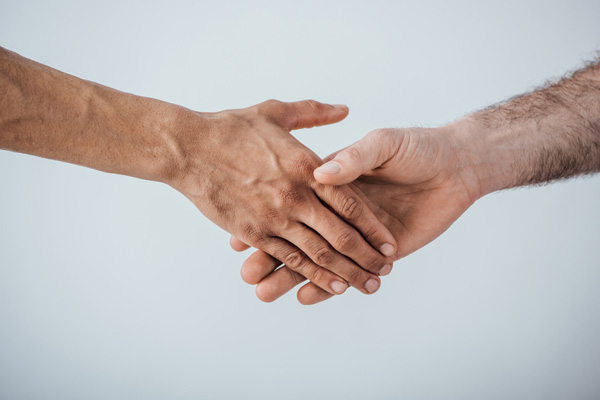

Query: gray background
1;0;600;399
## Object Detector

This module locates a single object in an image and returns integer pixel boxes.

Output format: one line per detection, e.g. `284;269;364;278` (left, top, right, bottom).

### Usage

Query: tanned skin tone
232;59;600;305
0;46;402;296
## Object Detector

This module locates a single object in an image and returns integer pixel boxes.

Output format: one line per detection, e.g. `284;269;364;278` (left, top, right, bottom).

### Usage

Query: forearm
0;48;398;295
0;47;183;182
454;59;600;197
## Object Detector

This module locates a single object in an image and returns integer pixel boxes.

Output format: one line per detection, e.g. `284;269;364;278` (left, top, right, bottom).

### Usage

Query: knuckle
218;111;245;127
313;246;336;266
346;146;362;161
263;206;281;221
241;223;267;244
344;266;364;285
367;128;400;150
289;153;319;178
335;230;358;252
361;226;379;243
340;196;362;220
263;99;281;108
277;187;304;206
257;99;285;119
304;99;320;112
284;251;304;270
364;255;383;273
310;266;326;284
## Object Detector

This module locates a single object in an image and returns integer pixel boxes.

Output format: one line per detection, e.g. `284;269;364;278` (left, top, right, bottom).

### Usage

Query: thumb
313;130;390;185
258;99;349;131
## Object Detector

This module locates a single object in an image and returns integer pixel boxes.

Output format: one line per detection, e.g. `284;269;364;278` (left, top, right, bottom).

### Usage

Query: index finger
314;183;398;258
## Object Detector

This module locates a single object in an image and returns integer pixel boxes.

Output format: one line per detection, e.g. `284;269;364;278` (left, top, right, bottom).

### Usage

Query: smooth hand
232;125;482;304
171;100;397;297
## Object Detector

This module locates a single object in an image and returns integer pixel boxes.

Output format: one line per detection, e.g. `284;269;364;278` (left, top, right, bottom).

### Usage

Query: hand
170;100;398;296
0;47;395;295
232;124;481;304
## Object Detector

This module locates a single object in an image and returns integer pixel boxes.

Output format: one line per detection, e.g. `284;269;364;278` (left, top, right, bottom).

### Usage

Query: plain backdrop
1;1;600;399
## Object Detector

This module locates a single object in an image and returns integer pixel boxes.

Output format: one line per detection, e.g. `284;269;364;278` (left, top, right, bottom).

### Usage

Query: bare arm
464;59;600;195
0;47;399;296
237;58;600;304
0;46;181;181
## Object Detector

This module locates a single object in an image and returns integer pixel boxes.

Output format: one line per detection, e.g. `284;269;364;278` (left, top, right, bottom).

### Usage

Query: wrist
154;105;214;189
446;115;525;199
136;101;195;185
90;83;196;185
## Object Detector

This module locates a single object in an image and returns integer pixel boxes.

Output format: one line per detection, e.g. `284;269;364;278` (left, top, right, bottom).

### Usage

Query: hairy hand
170;100;397;296
232;126;481;304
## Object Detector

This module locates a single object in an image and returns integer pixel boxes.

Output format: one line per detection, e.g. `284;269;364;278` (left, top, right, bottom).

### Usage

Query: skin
233;59;600;305
0;46;400;296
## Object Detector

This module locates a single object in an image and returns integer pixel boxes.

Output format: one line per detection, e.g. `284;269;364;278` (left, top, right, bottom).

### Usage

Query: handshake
171;99;480;305
2;47;598;305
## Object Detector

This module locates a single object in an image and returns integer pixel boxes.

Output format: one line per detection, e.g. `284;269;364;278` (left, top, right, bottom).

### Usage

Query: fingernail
331;281;348;294
365;278;380;294
316;161;341;174
380;243;395;257
333;104;348;109
379;264;392;276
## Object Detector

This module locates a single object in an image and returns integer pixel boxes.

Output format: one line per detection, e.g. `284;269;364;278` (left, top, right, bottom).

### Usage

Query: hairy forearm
0;47;184;182
454;59;600;197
